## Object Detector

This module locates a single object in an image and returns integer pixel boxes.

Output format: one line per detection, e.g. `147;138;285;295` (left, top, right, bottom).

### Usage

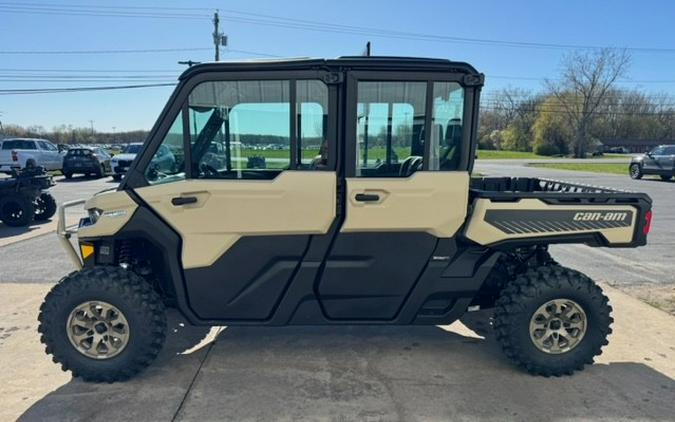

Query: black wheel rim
35;197;46;216
630;165;639;178
1;201;25;223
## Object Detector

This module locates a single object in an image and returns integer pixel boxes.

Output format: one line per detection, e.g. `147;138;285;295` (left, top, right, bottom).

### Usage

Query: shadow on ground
19;311;675;421
0;220;51;239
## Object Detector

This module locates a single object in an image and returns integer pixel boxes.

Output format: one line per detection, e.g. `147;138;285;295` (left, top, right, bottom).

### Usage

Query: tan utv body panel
341;172;470;238
136;171;336;269
78;190;138;238
464;198;637;246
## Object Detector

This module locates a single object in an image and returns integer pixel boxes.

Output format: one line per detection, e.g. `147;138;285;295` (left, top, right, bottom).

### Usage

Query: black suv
62;147;112;179
629;145;675;181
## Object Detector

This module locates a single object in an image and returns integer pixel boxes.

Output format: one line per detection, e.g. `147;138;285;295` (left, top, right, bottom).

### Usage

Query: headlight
88;208;102;224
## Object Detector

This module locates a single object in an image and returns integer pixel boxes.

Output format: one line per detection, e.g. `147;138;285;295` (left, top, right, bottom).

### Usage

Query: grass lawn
476;150;551;159
528;162;629;175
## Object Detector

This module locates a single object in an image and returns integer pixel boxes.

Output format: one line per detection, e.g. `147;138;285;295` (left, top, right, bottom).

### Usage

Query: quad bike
0;166;56;227
38;57;652;382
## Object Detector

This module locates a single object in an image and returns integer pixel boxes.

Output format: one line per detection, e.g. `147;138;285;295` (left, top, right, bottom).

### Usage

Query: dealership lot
1;164;674;421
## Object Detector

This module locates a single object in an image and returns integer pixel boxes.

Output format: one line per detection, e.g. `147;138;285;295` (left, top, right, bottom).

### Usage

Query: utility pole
213;11;220;61
89;120;94;135
212;10;227;62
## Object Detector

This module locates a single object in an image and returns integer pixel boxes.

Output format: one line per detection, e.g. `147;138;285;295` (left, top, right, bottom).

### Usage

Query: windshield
123;144;143;154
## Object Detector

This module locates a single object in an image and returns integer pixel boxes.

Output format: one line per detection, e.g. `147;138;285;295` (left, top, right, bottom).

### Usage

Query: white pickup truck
0;138;64;173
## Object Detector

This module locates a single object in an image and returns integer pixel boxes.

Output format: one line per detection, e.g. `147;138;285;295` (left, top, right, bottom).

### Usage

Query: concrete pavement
1;282;673;421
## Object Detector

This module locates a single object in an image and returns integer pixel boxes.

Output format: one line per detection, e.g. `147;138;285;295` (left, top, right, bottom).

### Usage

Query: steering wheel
399;156;423;177
199;162;219;177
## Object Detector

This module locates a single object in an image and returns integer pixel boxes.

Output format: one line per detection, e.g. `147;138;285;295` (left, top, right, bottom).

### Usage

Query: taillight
11;150;17;162
643;210;652;235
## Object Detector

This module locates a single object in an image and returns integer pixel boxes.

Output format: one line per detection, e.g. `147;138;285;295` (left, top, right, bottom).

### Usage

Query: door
643;146;664;173
39;141;60;170
135;76;338;321
316;75;472;320
656;145;675;174
35;141;50;168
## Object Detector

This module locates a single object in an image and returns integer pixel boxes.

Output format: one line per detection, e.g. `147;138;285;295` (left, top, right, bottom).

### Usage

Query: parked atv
0;166;56;227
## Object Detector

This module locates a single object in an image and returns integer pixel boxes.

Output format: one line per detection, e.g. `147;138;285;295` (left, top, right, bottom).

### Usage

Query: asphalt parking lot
1;165;674;421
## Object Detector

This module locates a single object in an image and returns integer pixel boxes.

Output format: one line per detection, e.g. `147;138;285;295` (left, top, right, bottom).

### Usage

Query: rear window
1;140;36;150
66;149;93;156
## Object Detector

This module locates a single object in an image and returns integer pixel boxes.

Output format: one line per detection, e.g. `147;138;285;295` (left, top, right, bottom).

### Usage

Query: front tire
629;163;643;179
0;194;35;226
494;265;612;376
660;175;672;181
38;266;167;382
34;192;57;221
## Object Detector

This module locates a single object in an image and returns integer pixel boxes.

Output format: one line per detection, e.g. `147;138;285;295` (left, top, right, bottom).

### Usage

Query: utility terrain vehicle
0;166;56;226
39;57;652;382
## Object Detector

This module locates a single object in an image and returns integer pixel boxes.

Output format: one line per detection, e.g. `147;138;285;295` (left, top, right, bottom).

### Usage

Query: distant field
529;162;629;175
476;150;551;159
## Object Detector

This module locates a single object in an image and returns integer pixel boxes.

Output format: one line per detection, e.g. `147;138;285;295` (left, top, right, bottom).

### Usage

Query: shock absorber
118;240;133;269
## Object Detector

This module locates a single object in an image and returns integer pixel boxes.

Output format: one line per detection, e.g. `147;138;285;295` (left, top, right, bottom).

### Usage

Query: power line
0;47;210;55
0;68;178;72
2;2;675;53
0;83;176;95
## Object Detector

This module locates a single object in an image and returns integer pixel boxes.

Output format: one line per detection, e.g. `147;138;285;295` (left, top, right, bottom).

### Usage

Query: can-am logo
573;212;628;222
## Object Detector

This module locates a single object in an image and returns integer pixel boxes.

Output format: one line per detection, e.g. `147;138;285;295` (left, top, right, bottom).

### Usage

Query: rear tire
0;194;35;226
38;266;167;382
34;192;57;221
112;174;122;182
629;163;643;179
494;265;612;376
660;175;672;181
63;172;72;180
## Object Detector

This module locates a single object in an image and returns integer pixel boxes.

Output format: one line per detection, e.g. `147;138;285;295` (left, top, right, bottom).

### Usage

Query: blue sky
2;0;675;132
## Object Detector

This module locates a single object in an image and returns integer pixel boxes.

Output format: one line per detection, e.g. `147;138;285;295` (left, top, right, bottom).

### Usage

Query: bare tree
546;48;630;157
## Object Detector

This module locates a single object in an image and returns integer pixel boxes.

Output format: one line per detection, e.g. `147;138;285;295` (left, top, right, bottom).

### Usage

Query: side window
297;80;329;169
664;146;675;155
430;82;465;170
356;81;427;177
651;147;665;155
189;80;290;179
145;112;185;185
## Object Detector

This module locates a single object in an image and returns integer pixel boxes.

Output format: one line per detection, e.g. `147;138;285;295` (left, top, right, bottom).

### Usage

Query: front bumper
57;199;86;269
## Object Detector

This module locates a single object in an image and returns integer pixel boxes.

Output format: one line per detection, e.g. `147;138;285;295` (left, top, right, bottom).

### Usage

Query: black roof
179;56;480;81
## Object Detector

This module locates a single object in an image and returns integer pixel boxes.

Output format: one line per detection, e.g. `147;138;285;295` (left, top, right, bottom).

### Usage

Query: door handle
171;196;198;206
354;193;380;202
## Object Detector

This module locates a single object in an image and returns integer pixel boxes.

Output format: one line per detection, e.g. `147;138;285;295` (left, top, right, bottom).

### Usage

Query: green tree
532;97;571;156
546;48;630;157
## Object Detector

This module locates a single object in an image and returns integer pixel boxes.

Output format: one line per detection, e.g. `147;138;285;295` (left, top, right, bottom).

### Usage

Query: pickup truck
38;56;653;382
0;138;64;173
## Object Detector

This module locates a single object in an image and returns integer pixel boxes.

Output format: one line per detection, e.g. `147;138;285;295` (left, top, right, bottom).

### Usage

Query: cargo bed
464;177;652;248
